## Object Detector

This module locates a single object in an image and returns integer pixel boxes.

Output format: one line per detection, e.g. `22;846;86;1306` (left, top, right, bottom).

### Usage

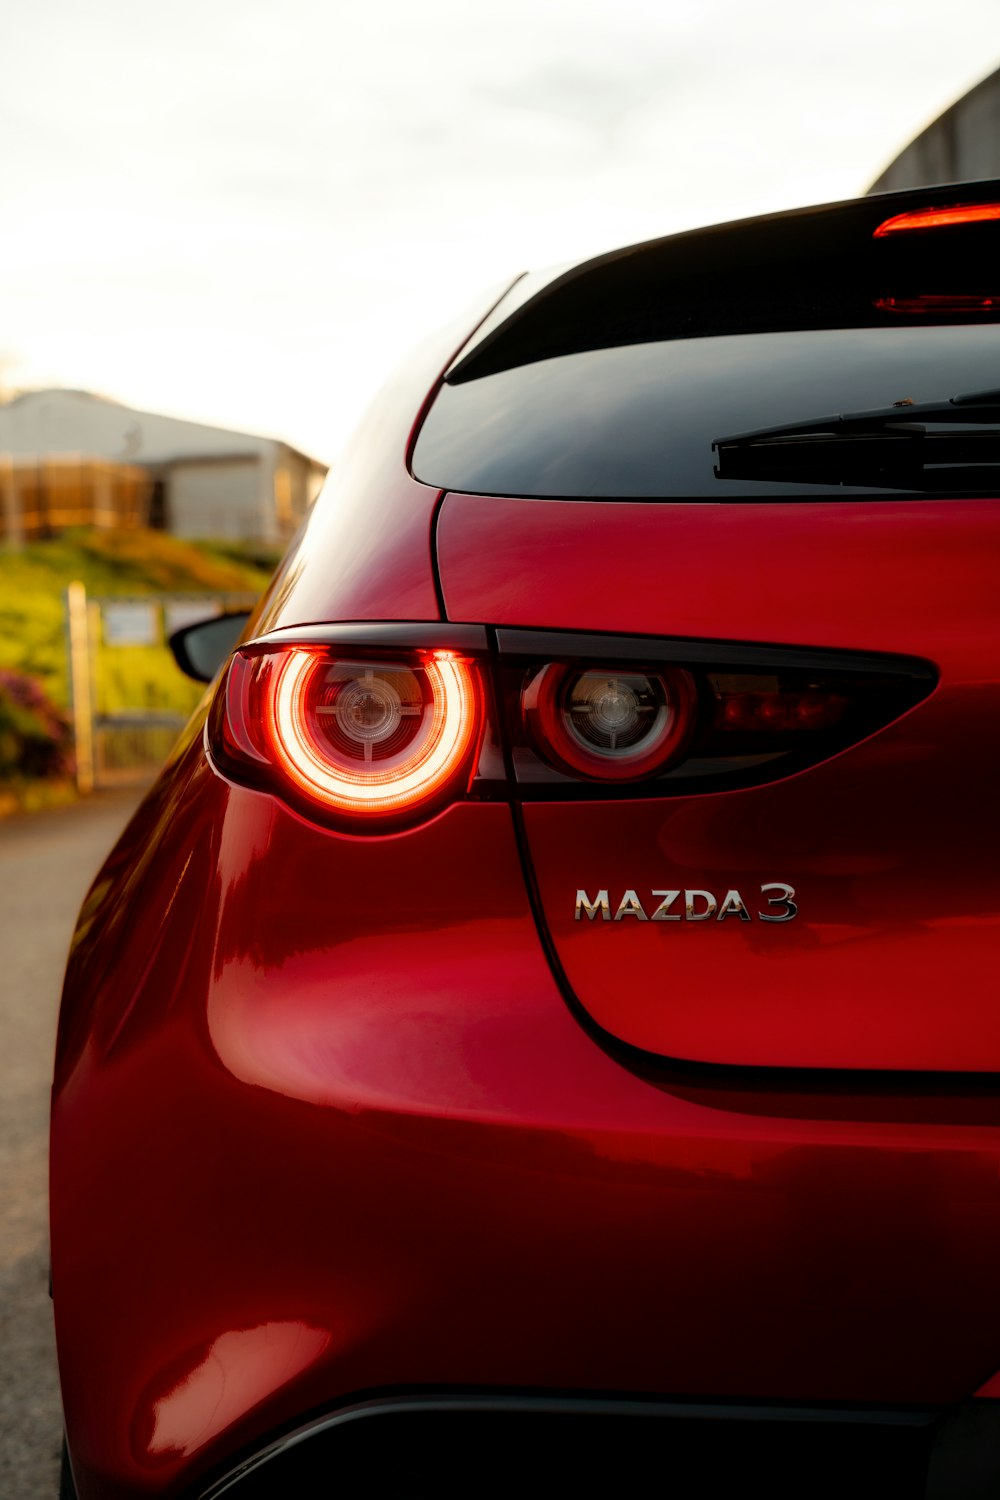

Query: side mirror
168;611;253;683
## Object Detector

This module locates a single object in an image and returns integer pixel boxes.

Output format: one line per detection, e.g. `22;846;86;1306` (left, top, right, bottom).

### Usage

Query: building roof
0;388;326;471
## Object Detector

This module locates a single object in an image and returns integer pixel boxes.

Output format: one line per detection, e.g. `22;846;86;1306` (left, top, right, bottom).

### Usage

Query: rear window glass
411;325;1000;499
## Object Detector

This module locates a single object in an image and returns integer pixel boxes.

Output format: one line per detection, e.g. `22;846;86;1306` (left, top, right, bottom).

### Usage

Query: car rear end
52;182;1000;1498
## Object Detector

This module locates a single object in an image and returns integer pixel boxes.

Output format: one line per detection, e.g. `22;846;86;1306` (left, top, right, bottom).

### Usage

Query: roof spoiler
446;179;1000;385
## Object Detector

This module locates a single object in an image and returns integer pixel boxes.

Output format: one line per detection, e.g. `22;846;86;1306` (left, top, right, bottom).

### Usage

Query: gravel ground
0;791;143;1500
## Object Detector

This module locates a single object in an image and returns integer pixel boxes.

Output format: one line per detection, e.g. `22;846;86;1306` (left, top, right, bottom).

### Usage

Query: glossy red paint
249;281;517;639
436;493;1000;1070
51;730;1000;1498
435;494;1000;670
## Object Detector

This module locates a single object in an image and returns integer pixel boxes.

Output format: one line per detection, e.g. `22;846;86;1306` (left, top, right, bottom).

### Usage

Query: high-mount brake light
522;664;696;781
210;644;483;824
874;293;1000;315
874;202;1000;237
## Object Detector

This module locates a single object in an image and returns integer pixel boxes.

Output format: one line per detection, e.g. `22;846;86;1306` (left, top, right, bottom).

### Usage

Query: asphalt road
0;790;143;1500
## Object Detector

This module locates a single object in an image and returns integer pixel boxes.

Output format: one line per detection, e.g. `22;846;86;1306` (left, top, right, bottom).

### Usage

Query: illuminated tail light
270;649;478;814
209;643;483;827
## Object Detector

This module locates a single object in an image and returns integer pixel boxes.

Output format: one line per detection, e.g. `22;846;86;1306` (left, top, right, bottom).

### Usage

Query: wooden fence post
66;582;95;794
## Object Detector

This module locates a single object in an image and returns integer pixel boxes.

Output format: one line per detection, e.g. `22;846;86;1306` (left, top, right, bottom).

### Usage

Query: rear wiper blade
713;386;1000;450
713;438;1000;492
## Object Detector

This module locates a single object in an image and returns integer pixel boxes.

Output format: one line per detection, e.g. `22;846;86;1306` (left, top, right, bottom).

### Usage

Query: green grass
0;528;278;717
0;776;80;819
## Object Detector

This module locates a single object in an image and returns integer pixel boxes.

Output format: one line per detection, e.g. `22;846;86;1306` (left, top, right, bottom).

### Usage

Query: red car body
52;183;1000;1498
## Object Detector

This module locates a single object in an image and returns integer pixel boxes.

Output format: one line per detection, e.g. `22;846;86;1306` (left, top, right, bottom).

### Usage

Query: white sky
3;0;999;461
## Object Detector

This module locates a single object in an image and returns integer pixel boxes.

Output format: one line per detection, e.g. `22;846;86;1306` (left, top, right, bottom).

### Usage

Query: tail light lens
208;639;485;829
523;664;696;781
715;689;846;733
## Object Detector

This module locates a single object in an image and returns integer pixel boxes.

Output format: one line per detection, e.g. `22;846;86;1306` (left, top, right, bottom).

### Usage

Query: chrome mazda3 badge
575;885;798;922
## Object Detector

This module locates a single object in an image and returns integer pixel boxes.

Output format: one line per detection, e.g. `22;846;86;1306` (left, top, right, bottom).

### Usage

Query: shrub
0;669;74;782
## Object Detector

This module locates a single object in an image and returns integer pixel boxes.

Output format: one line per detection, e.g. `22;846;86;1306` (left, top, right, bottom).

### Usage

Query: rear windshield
411;325;1000;499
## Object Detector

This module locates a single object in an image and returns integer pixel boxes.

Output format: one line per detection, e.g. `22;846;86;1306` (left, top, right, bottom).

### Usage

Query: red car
53;181;1000;1499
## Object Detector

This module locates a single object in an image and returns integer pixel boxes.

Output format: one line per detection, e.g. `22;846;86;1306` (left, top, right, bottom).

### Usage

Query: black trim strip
242;620;935;681
250;621;489;653
198;1390;940;1498
429;488;450;620
495;626;936;679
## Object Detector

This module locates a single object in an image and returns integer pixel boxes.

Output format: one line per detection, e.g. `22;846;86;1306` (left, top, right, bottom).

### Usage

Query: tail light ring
268;648;481;816
522;662;697;782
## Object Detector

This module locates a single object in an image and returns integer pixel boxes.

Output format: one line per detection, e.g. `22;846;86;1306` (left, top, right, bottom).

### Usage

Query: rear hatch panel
439;493;1000;1072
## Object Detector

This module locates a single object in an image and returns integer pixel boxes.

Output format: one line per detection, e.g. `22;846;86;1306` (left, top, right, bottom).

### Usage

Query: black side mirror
168;611;253;683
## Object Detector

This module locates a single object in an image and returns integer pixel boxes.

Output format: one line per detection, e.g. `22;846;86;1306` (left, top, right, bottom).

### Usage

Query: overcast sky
3;0;999;461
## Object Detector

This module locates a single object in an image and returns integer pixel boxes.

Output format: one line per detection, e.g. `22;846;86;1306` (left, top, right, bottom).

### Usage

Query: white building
0;389;327;545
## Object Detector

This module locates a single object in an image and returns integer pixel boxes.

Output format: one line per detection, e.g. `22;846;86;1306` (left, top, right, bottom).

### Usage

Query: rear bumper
59;1394;1000;1500
51;773;1000;1498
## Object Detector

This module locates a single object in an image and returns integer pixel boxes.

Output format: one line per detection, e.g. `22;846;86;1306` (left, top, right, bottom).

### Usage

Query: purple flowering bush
0;669;74;781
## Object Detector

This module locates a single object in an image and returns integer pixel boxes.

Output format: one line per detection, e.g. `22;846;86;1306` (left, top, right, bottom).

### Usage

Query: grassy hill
0;529;279;719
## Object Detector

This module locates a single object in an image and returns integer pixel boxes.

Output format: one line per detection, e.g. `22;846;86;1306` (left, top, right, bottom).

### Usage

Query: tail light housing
206;623;936;828
207;625;489;831
499;630;936;800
